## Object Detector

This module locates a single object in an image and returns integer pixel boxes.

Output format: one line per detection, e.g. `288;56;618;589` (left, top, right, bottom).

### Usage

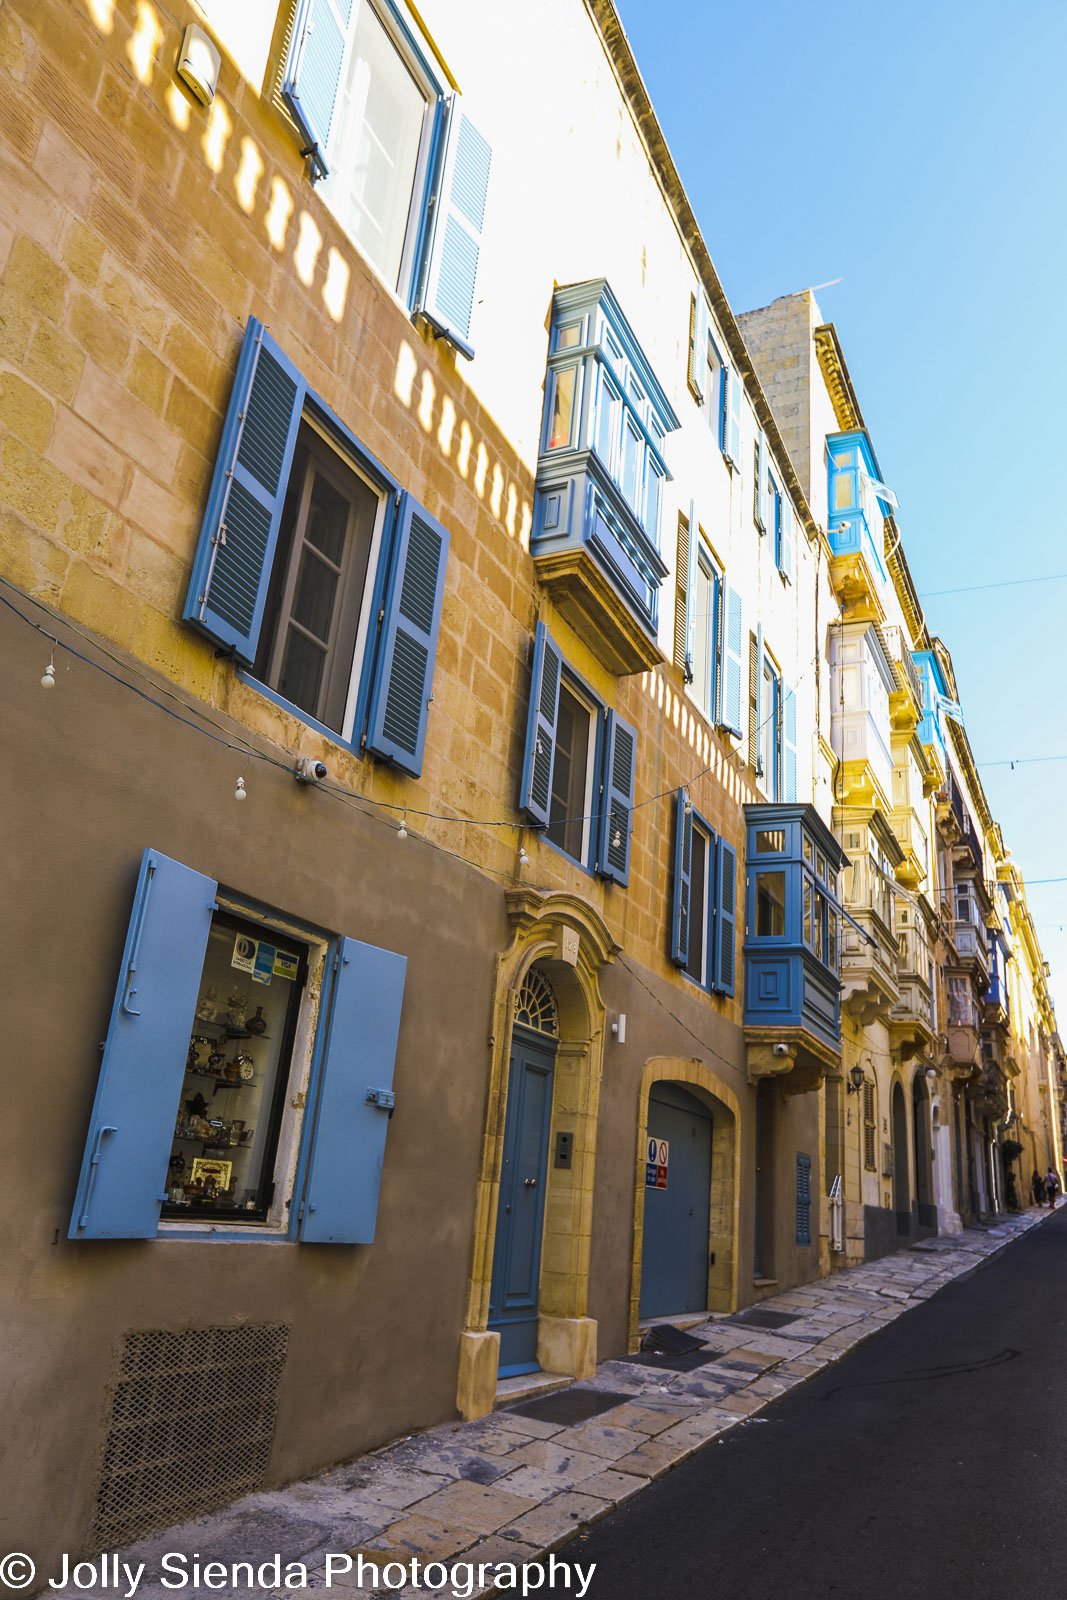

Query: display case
162;912;308;1222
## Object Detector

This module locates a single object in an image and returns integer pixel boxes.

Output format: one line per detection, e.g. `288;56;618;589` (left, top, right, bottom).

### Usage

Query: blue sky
615;0;1067;1022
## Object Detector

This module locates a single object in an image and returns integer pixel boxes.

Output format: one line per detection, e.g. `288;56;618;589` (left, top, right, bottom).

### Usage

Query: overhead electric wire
919;571;1067;599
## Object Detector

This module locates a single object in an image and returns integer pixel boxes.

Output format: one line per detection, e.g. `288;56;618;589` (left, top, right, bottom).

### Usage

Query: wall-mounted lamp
176;24;221;106
611;1014;627;1045
846;1064;866;1095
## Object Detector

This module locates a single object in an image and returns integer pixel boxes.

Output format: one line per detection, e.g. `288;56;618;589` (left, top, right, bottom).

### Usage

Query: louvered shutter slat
418;100;492;357
720;587;743;736
520;623;562;828
365;494;450;777
598;711;637;886
671;789;693;967
281;0;353;178
182;320;305;662
783;684;798;802
714;837;736;996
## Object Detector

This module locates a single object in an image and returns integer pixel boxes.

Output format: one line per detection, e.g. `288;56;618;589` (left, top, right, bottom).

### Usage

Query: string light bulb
683;789;692;816
612;828;622;851
519;846;530;867
234;776;247;801
41;648;56;689
397;815;408;839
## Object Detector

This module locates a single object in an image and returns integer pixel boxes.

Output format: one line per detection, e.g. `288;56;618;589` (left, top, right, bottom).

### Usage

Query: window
670;789;736;995
532;282;678;670
183;319;450;778
743;806;847;1050
753;439;763;530
546;678;596;863
520;622;637;884
690;541;721;717
863;1081;877;1170
68;848;406;1243
281;1;491;354
761;654;780;798
766;470;782;554
685;290;722;438
253;423;381;733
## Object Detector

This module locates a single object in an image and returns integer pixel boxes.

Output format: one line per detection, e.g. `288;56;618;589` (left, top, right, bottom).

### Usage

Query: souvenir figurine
246;1004;269;1036
184;1092;209;1121
227;989;247;1030
197;984;219;1023
208;1048;225;1070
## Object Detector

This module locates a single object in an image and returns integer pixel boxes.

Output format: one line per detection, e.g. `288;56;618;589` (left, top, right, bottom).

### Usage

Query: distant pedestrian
1045;1167;1060;1208
1032;1170;1046;1206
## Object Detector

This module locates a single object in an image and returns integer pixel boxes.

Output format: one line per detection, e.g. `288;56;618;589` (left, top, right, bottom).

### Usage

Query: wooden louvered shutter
796;1153;812;1245
720;587;743;736
671;789;693;967
674;511;690;676
520;622;562;828
183;320;305;663
863;1082;876;1171
417;98;492;358
280;0;353;178
598;711;637;886
713;836;736;996
748;630;760;771
365;493;450;777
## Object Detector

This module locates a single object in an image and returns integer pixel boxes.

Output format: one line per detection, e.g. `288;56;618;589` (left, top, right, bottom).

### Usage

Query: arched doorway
912;1073;935;1232
489;969;559;1375
639;1083;713;1319
891;1081;910;1235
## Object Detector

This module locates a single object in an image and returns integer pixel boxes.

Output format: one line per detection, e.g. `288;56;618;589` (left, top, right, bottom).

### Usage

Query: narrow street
575;1210;1067;1598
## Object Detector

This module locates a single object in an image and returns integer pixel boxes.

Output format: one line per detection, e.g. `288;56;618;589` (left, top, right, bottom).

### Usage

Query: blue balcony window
827;431;892;589
743;805;848;1052
532;279;679;675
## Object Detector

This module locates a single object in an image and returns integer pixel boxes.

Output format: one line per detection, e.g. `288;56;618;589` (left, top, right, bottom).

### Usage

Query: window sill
536;831;597;881
157;1222;294;1243
238;673;361;755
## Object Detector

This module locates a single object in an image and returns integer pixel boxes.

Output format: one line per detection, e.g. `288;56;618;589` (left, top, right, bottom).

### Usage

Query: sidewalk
91;1211;1048;1599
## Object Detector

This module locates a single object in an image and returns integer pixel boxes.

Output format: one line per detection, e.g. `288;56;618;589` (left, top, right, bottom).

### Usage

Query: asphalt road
575;1211;1067;1600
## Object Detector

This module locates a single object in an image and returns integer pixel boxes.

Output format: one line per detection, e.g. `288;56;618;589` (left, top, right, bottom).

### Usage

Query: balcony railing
883;624;923;707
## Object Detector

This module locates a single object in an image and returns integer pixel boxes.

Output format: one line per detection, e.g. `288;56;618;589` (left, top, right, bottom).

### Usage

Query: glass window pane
803;836;815;868
547;681;591;862
803;878;813;946
305;472;349;564
755;871;787;938
827;910;838;971
646;462;662;538
692;559;714;712
622;418;642;510
164;915;306;1222
291;550;340;643
279;627;327;713
814;891;825;961
548;366;577;449
833;470;855;511
595;373;618;466
557;322;581;350
755;829;785;854
686;826;708;985
322;2;427;289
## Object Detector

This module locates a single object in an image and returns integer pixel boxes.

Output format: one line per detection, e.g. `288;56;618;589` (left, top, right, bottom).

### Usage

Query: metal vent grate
95;1323;289;1548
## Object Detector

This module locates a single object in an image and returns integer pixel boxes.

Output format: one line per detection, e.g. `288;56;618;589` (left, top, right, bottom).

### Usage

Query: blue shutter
723;365;742;467
714;836;736;997
69;849;216;1240
671;788;693;967
598;710;637;886
721;586;743;735
754;621;764;772
182;320;305;663
796;1153;812;1245
301;937;407;1244
365;493;450;777
520;622;562;828
417;98;492;358
281;0;353;179
780;497;794;582
783;683;798;802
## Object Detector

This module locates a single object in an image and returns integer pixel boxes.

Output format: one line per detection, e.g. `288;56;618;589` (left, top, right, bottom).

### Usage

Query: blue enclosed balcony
826;431;892;622
742;804;849;1094
531;280;678;675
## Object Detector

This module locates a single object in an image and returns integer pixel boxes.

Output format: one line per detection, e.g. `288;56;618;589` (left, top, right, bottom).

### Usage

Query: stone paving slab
81;1211;1047;1600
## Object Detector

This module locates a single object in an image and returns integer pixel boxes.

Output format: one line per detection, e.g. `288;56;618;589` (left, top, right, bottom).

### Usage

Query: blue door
639;1084;712;1318
489;1029;555;1375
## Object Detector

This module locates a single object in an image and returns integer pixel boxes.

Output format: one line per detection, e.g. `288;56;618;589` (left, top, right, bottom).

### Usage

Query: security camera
772;1042;791;1058
295;757;328;784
